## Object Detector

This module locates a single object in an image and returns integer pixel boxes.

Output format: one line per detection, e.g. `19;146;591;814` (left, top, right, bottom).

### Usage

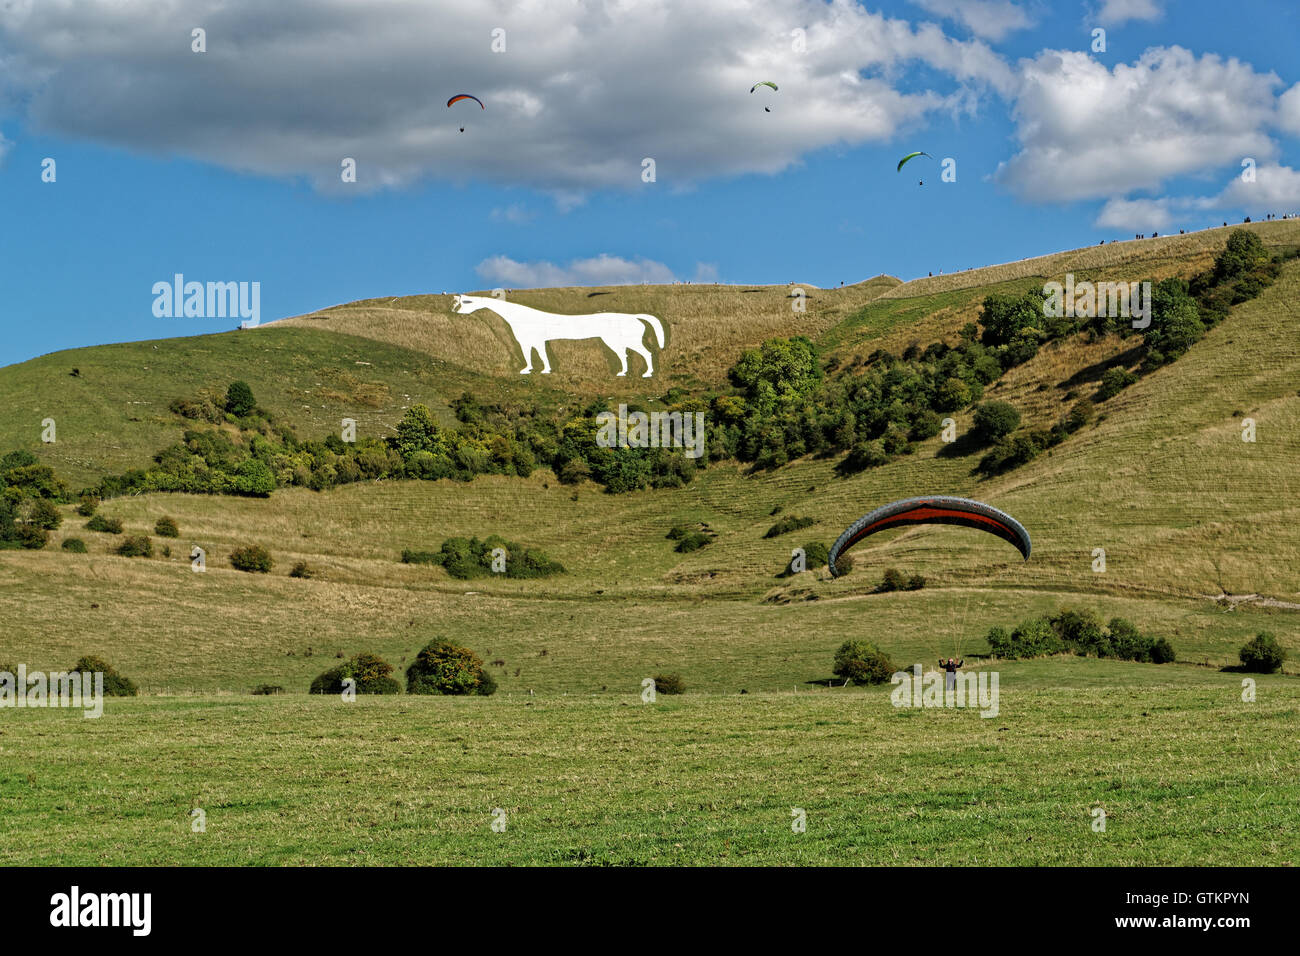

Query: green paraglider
750;81;778;93
896;151;933;172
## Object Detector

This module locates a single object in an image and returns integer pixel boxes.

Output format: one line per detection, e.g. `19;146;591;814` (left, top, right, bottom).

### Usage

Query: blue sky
2;0;1298;366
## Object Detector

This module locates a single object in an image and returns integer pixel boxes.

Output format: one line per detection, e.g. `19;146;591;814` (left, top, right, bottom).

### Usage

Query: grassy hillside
2;225;1297;866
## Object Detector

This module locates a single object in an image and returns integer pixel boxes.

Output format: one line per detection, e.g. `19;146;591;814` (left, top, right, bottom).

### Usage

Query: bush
905;574;926;591
68;655;138;696
764;515;815;538
1239;631;1286;674
310;652;402;695
430;536;564;579
76;496;99;517
225;381;257;417
1096;367;1138;401
229;544;273;573
972;401;1021;444
61;538;87;553
1105;617;1149;661
675;531;710;553
652;673;685;695
116;535;153;558
252;684;285;695
1150;636;1177;664
832;640;896;685
154;516;180;538
289;561;314;579
987;617;1063;658
781;540;830;576
879;568;907;592
86;514;123;534
405;640;496;695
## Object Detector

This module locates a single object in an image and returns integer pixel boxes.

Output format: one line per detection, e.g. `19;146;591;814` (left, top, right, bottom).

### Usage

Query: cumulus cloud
1094;164;1300;231
476;254;679;288
1095;0;1163;25
909;0;1033;42
1278;82;1300;135
997;47;1280;202
0;0;1012;194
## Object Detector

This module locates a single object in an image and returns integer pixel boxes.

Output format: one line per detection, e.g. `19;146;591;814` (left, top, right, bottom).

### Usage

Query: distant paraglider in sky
750;81;778;112
447;93;485;132
828;496;1031;578
898;151;932;183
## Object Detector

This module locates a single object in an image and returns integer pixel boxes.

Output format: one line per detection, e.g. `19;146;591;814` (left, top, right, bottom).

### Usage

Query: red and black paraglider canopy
828;496;1030;577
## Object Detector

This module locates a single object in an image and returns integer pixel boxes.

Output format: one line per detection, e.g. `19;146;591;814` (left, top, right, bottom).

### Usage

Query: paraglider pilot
940;657;964;692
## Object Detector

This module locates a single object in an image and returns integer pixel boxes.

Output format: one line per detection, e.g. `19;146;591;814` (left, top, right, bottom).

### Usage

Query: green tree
224;381;256;416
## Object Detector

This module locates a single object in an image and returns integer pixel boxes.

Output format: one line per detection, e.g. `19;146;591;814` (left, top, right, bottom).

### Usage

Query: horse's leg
518;341;534;374
536;340;552;374
629;342;654;377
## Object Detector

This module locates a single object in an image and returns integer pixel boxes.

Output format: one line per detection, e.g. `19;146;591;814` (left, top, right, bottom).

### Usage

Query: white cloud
1094;197;1174;231
1278;82;1300;135
1095;0;1163;26
997;47;1280;202
0;0;1013;195
476;254;679;288
910;0;1033;42
1094;163;1300;231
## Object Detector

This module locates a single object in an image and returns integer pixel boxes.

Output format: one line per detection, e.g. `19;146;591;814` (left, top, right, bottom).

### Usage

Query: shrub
229;544;273;573
61;537;87;553
68;655;138;696
1096;367;1138;401
430;536;564;579
781;540;829;576
116;535;153;558
1105;617;1149;661
987;617;1063;658
1051;608;1108;656
764;515;815;538
675;531;710;553
289;561;314;579
652;673;686;695
405;640;496;695
833;553;855;575
832;640;896;685
1239;632;1286;674
972;401;1021;443
310;652;402;695
252;684;285;695
76;496;99;517
1150;637;1176;664
154;516;180;538
879;568;907;592
905;574;926;591
225;381;257;417
86;514;123;534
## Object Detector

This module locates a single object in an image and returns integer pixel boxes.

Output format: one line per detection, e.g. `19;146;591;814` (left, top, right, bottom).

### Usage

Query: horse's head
451;294;488;314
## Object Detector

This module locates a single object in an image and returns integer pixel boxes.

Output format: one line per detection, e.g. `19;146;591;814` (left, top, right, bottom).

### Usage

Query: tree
972;401;1021;443
224;381;256;416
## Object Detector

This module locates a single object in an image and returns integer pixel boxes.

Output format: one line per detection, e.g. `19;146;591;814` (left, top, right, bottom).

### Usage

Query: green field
3;664;1296;866
2;224;1298;865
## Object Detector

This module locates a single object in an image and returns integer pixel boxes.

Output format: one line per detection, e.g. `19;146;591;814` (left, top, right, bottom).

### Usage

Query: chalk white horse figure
452;294;665;377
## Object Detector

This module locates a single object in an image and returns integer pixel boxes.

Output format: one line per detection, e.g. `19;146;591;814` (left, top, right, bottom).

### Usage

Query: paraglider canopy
750;81;778;93
447;94;485;109
828;496;1030;578
896;151;932;172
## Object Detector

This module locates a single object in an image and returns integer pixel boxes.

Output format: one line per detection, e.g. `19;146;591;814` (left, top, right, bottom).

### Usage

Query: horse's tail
637;315;665;348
